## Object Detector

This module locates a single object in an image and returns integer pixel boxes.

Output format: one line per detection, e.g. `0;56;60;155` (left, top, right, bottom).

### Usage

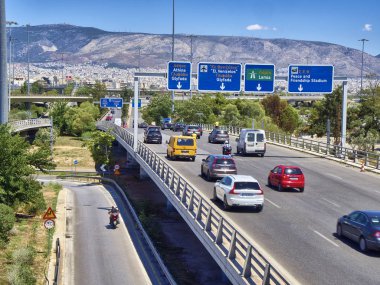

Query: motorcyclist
222;140;232;155
108;206;119;225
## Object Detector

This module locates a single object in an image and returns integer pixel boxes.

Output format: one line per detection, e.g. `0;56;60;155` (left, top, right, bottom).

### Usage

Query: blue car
337;210;380;252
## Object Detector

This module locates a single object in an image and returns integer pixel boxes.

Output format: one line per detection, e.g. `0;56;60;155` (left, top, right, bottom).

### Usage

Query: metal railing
199;124;380;171
9;118;52;132
53;238;61;285
97;121;290;285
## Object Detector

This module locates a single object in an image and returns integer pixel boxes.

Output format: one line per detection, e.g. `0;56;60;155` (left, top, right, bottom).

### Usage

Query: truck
114;118;122;127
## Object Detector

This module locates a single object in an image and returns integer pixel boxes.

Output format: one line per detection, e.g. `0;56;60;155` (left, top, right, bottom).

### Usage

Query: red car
105;115;113;121
267;165;305;192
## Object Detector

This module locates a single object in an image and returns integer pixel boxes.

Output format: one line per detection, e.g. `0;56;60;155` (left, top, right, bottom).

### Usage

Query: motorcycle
109;212;119;229
222;145;232;155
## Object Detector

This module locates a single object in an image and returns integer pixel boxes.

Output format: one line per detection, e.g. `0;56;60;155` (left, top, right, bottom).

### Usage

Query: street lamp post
171;0;175;113
189;35;193;98
6;21;17;111
358;38;369;94
26;24;30;97
0;0;8;124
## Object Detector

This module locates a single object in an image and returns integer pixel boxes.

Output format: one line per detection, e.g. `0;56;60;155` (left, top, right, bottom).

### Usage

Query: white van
236;129;266;156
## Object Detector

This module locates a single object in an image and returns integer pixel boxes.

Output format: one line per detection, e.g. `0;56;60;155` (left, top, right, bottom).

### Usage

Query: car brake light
229;184;237;194
373;231;380;238
257;188;263;195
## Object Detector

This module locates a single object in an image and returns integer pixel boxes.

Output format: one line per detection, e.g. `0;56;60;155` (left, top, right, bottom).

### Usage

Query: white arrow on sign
177;82;182;89
220;83;225;90
256;83;262;91
100;164;106;172
298;84;303;92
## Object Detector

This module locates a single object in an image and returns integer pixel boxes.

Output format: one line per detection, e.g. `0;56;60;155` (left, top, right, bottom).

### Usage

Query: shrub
0;204;16;242
8;264;36;285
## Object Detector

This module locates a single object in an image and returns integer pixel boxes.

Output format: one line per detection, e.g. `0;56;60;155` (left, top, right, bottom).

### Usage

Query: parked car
337;211;380;252
172;123;185;132
145;125;160;134
144;129;162;144
213;175;264;211
201;155;237;181
236;129;266;156
138;122;148;128
166;135;197;161
161;122;173;130
208;129;229;143
182;125;202;138
267;165;305;192
105;115;113;121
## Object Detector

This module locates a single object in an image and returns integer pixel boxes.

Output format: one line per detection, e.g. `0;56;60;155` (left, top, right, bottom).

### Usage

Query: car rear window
215;159;235;164
234;182;260;190
284;168;303;175
257;133;265;142
177;138;194;146
370;217;380;225
217;130;227;134
149;130;161;134
247;133;255;142
188;126;199;130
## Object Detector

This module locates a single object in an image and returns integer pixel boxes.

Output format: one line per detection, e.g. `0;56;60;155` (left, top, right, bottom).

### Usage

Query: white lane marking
321;197;341;208
312;230;340;247
265;198;281;208
326;173;343;180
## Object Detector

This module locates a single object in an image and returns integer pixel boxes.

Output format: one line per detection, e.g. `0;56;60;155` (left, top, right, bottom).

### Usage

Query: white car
213;175;264;211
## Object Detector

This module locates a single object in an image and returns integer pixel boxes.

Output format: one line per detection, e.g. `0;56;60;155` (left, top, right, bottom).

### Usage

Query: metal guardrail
53;238;61;285
199;124;380;171
9;118;52;132
59;175;176;285
97;121;290;285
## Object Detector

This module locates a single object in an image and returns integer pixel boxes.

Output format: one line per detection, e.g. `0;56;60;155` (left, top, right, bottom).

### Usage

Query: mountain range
8;24;380;77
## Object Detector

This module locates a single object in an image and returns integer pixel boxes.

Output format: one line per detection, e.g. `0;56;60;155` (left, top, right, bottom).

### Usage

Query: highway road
49;180;152;285
132;127;380;285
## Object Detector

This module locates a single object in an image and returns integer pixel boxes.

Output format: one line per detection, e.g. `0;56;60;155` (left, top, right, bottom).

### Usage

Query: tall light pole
0;0;8;124
358;38;369;94
26;24;30;97
171;0;175;112
7;21;17;111
189;35;193;98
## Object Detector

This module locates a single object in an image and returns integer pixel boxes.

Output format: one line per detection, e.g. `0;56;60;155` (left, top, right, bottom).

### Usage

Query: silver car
213;175;264;211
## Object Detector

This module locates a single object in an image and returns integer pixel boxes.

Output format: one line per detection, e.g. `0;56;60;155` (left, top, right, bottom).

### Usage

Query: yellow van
167;135;197;161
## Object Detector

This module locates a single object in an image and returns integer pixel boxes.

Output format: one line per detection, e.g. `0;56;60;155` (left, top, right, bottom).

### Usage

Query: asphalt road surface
54;180;151;285
131;127;380;285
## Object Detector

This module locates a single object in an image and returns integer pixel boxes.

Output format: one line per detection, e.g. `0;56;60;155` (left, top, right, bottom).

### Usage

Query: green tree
0;125;53;210
64;102;100;136
279;105;300;133
49;101;69;135
261;94;288;126
0;204;15;243
83;131;115;165
142;94;172;124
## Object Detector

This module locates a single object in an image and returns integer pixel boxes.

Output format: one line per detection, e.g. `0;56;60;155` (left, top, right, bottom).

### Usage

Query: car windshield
370;217;380;225
215;159;234;164
177;138;194;146
285;168;303;175
234;182;260;190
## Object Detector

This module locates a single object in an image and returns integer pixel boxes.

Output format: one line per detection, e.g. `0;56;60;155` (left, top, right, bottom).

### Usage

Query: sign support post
133;76;139;152
341;81;348;148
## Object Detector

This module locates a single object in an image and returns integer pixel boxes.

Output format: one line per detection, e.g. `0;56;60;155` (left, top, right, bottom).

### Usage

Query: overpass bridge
97;121;380;285
9;118;52;133
10;95;92;103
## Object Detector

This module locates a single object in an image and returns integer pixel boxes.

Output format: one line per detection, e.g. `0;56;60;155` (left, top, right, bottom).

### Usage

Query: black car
172;123;185;132
144;129;162;144
208;129;229;143
144;125;160;134
138;122;148;128
337;210;380;252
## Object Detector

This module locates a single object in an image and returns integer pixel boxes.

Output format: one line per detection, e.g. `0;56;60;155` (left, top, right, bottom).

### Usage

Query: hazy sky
6;0;380;56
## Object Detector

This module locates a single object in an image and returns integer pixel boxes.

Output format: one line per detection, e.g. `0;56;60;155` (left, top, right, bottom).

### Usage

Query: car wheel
167;151;170;159
267;178;272;188
191;157;195;162
256;205;263;212
261;153;265;157
207;171;211;181
300;187;304;193
278;184;283;192
359;237;367;252
208;137;211;143
223;196;230;210
212;188;217;201
243;146;247;155
336;224;342;237
237;147;240;154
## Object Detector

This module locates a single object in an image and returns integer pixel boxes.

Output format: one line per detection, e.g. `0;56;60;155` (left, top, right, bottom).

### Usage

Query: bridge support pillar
126;152;138;168
166;199;176;213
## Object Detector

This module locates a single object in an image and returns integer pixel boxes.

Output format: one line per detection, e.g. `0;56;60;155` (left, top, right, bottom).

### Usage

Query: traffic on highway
133;123;380;285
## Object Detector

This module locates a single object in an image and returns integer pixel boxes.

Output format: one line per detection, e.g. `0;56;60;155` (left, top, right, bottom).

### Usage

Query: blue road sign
132;99;142;108
244;64;275;93
288;65;334;93
100;98;123;108
197;62;242;92
73;159;78;165
167;61;192;91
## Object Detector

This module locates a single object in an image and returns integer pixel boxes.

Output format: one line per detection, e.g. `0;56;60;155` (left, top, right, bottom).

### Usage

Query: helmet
225;140;229;144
